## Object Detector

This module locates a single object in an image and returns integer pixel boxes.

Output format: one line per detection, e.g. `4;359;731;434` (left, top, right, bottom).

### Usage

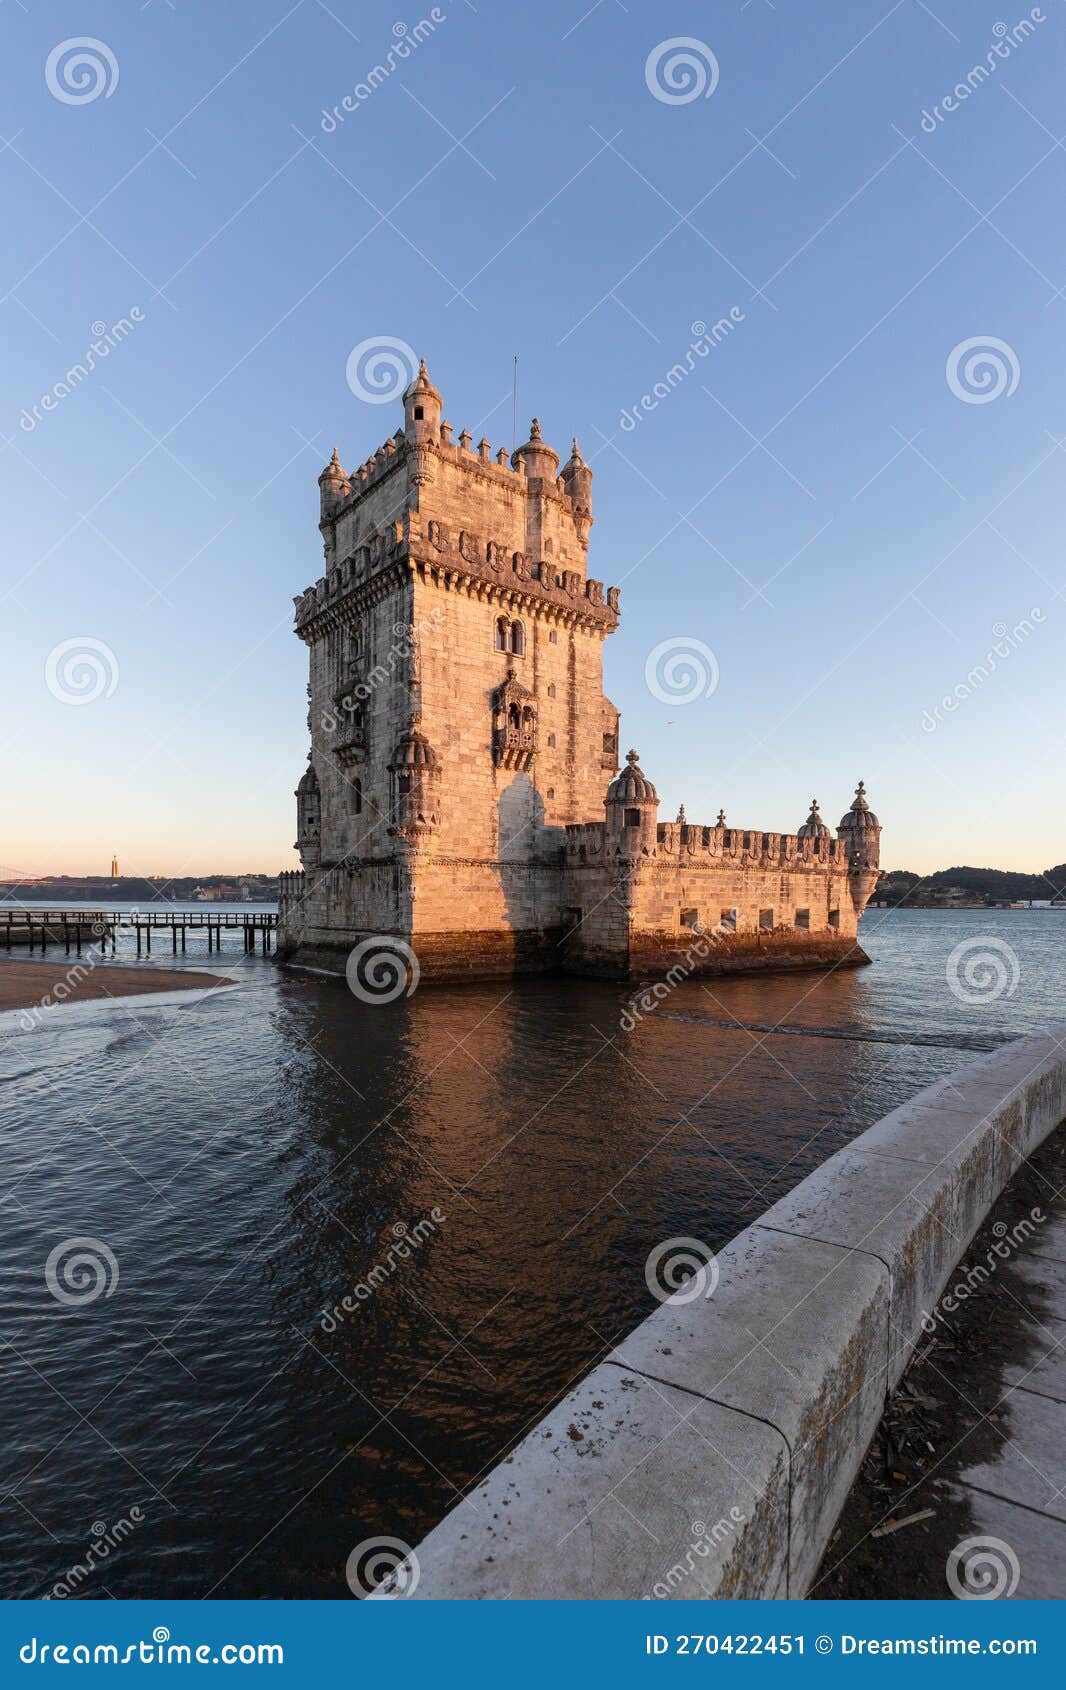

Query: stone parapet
400;1029;1066;1599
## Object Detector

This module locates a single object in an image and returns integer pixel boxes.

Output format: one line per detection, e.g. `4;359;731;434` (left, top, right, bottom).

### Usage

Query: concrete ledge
405;1026;1066;1600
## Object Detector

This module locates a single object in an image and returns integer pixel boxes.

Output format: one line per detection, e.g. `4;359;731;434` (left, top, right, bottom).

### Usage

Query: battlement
294;508;620;639
565;819;862;867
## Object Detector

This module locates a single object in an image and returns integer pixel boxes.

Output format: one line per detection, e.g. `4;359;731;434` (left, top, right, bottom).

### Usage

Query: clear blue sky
2;0;1064;878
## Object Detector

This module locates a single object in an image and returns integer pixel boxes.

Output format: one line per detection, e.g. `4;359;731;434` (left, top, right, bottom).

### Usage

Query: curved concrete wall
401;1028;1066;1600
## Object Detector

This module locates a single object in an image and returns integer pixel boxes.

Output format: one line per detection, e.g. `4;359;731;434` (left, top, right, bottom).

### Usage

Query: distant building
110;855;120;878
278;362;882;982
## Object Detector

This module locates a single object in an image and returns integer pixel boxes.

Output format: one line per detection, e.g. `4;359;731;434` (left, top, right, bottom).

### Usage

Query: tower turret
797;799;830;840
318;446;348;521
403;358;442;445
295;759;322;869
387;726;442;842
559;436;593;544
605;749;659;858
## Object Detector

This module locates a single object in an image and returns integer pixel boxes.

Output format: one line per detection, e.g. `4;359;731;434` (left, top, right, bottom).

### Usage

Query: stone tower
279;361;622;978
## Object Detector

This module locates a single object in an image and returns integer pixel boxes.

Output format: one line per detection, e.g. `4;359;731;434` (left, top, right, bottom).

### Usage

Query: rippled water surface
0;906;1061;1597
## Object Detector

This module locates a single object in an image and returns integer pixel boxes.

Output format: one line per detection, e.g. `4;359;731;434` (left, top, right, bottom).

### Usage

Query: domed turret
837;781;880;836
797;799;830;840
388;725;441;840
318;446;348;519
837;781;881;877
403;358;442;442
605;750;660;858
511;416;560;483
295;759;321;868
559;436;593;541
607;748;658;807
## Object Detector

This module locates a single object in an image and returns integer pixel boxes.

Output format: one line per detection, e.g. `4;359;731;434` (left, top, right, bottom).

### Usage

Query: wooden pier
1;909;278;956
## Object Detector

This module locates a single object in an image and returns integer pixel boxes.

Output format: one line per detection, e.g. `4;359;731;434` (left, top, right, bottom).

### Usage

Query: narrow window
413;405;424;420
759;908;774;931
549;630;558;644
548;733;556;747
828;908;840;929
624;807;641;827
398;773;411;796
720;908;737;933
495;617;508;651
547;787;555;800
510;621;525;655
547;683;556;698
680;908;699;931
562;907;581;932
354;778;362;815
795;908;810;930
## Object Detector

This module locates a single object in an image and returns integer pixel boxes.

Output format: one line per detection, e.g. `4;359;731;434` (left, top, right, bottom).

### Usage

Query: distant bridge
1;908;279;956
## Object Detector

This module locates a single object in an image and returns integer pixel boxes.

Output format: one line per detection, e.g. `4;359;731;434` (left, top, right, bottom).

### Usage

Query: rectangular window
828;908;840;929
795;908;810;930
562;907;582;933
720;908;737;933
680;908;699;931
624;807;641;827
759;908;774;931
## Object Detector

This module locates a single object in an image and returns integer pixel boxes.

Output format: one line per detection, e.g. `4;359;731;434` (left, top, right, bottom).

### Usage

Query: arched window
547;683;556;698
510;620;524;656
509;702;521;730
495;616;508;652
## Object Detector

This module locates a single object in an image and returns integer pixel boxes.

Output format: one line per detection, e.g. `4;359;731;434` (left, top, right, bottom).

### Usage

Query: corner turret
605;748;659;858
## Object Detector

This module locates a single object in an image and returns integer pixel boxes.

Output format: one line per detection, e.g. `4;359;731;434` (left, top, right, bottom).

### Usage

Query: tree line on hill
876;865;1066;906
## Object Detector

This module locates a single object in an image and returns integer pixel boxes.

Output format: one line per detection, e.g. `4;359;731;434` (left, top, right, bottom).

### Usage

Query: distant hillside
877;865;1066;906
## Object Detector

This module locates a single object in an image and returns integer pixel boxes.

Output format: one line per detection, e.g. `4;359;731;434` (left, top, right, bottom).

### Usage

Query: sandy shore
0;959;232;1013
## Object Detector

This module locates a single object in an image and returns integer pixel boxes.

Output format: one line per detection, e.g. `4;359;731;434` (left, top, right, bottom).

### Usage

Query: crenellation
280;362;882;982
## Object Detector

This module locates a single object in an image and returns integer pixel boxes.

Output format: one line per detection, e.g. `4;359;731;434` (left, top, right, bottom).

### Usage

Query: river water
0;906;1060;1597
